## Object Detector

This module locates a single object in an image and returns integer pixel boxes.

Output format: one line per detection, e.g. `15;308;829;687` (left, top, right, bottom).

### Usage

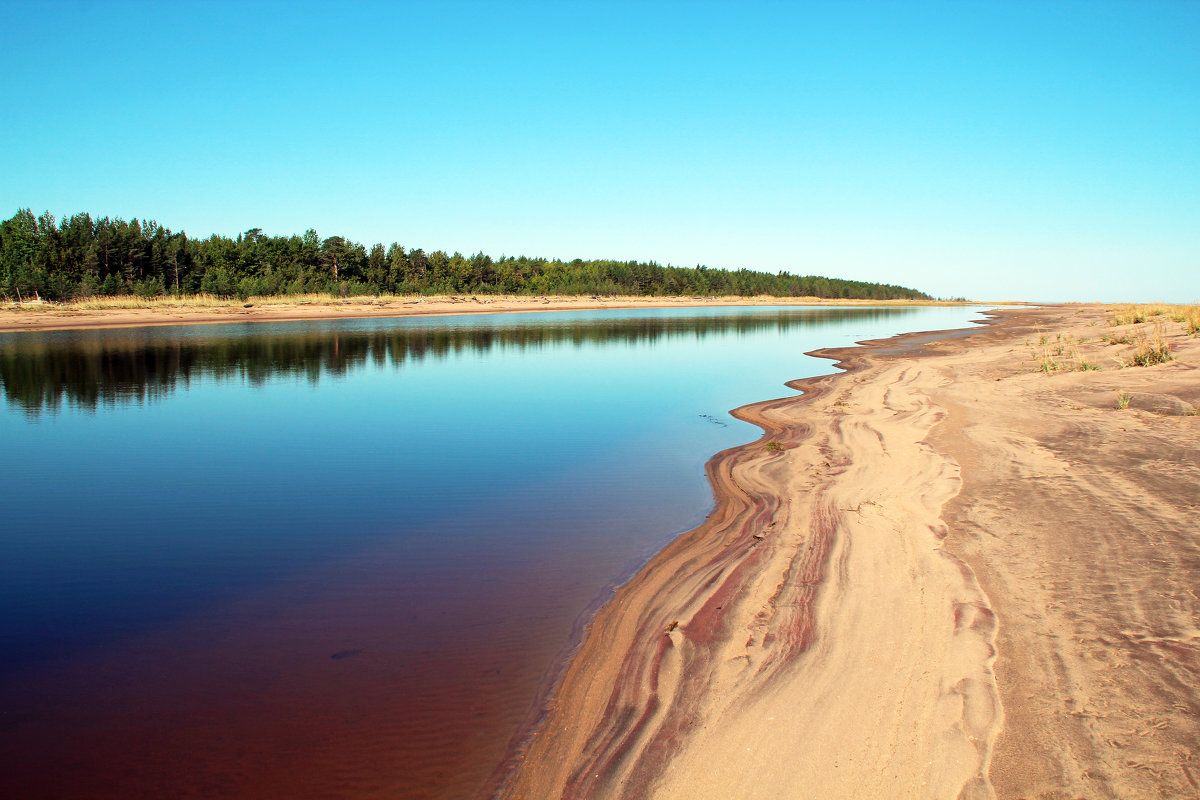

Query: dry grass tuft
1125;324;1174;367
1101;333;1136;345
1173;305;1200;336
70;294;236;310
1031;332;1103;373
1110;303;1200;336
53;293;436;311
1109;304;1170;326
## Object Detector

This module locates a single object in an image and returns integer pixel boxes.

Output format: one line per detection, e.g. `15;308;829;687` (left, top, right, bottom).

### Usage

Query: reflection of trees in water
0;308;915;414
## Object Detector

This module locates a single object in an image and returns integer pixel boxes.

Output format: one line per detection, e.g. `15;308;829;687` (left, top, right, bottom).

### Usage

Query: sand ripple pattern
500;349;1002;800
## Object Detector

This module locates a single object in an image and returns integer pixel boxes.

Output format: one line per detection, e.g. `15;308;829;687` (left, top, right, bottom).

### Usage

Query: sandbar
496;304;1199;799
0;295;973;334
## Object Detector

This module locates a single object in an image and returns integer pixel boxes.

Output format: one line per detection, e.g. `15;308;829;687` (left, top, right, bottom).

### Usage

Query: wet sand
498;304;1199;799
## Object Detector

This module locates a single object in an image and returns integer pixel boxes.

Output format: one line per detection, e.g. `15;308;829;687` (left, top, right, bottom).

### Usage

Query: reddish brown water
1;527;612;799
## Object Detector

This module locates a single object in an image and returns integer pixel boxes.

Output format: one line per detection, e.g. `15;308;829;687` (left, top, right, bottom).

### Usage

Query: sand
497;304;1199;800
0;295;960;333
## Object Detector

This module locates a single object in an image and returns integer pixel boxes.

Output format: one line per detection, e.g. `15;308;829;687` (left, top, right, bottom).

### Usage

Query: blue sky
2;1;1196;302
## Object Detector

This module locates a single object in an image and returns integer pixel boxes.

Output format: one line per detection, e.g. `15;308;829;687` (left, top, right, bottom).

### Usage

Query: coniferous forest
0;209;931;302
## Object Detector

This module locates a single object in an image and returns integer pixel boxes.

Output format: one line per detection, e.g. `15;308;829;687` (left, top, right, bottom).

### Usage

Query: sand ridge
498;327;1007;799
0;295;969;333
647;362;1001;800
498;305;1200;799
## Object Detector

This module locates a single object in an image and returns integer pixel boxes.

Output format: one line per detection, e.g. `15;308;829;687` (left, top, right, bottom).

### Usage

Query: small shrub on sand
1115;391;1132;410
764;440;784;452
1175;306;1200;336
1032;333;1101;372
1101;333;1136;345
1125;324;1174;367
1034;351;1066;372
1038;354;1062;373
1110;306;1148;326
1032;332;1064;372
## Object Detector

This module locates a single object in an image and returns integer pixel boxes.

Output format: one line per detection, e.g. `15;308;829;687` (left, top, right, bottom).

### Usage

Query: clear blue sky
2;1;1196;302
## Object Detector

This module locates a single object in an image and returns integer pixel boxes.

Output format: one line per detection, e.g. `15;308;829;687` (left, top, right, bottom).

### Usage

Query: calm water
0;305;984;799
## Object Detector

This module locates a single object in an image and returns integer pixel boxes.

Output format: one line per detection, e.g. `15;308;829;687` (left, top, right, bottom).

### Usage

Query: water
0;305;985;799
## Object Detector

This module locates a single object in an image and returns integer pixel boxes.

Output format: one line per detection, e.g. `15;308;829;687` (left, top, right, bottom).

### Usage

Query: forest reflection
1;307;916;414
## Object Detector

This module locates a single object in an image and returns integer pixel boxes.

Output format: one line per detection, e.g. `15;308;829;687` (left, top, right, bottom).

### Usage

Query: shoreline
8;298;1193;796
474;311;1006;800
0;295;986;334
497;304;1200;799
493;313;1004;799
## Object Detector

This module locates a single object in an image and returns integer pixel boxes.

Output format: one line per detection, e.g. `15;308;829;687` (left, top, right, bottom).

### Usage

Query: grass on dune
64;293;427;310
5;292;460;311
1177;306;1200;336
1031;331;1102;373
1125;324;1174;367
69;294;245;310
1110;303;1200;336
1033;305;1192;373
1110;304;1169;326
3;293;975;313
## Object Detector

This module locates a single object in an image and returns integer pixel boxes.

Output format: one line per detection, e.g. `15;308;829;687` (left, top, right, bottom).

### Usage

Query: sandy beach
496;304;1199;799
0;295;968;334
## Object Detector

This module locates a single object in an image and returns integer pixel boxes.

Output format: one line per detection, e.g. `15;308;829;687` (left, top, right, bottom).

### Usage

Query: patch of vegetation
1110;308;1144;326
1110;304;1169;326
1115;391;1132;410
1111;304;1199;337
66;292;416;311
1037;353;1063;373
1125;325;1174;367
764;440;784;452
1033;332;1063;372
1032;332;1100;373
1174;305;1200;336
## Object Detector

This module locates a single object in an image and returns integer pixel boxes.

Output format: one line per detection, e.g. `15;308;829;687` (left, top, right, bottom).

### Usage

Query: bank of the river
0;294;981;333
1;304;989;800
497;304;1200;800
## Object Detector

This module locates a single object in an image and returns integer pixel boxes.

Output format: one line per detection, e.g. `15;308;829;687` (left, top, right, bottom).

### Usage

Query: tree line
0;209;931;302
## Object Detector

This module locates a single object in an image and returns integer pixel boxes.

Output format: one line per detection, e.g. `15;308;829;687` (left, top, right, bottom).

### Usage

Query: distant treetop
0;208;931;302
